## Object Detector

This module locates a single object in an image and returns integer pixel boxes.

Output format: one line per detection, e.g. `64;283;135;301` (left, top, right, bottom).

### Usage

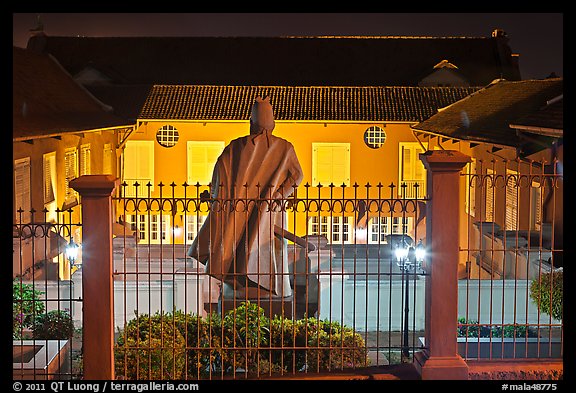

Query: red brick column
415;150;471;380
70;175;118;380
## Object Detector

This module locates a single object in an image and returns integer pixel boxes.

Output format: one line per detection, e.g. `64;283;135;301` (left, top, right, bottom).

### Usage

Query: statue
188;97;304;300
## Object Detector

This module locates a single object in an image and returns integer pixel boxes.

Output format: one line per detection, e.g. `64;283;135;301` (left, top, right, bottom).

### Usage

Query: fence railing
458;158;563;361
110;179;428;379
13;151;562;380
12;209;83;380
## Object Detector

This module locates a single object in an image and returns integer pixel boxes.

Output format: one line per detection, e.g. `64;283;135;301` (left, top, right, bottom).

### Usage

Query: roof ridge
151;84;481;90
45;35;492;40
139;84;479;122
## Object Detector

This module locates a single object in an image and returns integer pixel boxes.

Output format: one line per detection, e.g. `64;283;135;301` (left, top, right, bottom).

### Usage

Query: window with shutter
123;141;154;196
398;143;427;198
505;169;519;231
80;144;91;176
43;152;56;205
14;157;31;223
187;141;225;186
531;181;542;231
485;169;494;222
312;143;350;186
103;143;113;175
64;148;78;200
465;159;477;217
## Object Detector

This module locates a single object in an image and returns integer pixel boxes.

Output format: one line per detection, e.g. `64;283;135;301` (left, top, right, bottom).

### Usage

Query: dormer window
418;59;470;87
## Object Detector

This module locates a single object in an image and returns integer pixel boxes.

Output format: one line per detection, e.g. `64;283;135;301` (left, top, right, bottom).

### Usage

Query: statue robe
187;131;303;298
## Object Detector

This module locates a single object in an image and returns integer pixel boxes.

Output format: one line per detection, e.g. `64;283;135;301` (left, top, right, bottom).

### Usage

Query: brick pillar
70;175;118;380
415;150;471;380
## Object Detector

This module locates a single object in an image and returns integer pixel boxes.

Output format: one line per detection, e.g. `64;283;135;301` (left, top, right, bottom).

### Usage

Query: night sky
13;13;563;80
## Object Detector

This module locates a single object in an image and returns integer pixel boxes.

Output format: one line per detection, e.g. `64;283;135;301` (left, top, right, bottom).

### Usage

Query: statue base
219;282;294;318
219;296;294;319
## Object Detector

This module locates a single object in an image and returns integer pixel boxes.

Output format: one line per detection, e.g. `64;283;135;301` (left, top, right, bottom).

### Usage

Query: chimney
26;14;47;53
491;28;508;39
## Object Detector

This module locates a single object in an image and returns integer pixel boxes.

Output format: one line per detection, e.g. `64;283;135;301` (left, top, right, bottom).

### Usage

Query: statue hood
250;96;275;135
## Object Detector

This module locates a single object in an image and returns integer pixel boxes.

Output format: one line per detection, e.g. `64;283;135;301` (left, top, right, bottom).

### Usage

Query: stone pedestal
219;295;294;318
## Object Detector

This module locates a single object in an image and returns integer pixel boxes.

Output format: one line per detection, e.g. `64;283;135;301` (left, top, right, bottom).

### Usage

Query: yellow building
413;78;563;276
12;47;132;279
118;84;478;247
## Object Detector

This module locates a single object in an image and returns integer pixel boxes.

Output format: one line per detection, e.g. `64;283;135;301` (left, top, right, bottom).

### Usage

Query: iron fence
12;155;563;380
459;157;563;360
12;208;83;380
112;182;428;379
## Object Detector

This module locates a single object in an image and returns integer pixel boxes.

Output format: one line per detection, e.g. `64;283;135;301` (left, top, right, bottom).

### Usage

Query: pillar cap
70;175;119;196
419;150;471;172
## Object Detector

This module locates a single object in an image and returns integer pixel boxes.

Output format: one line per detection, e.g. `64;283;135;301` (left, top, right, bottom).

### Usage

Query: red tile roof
411;78;563;148
511;97;563;135
13;47;129;140
139;85;480;122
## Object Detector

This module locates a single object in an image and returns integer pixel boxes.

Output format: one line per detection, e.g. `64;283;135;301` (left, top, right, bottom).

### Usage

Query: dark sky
12;13;563;80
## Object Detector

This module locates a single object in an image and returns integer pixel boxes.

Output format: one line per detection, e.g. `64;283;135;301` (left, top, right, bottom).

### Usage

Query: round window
364;126;386;149
156;125;179;148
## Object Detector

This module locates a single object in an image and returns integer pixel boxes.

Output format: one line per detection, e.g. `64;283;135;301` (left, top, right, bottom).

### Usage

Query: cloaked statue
188;96;304;300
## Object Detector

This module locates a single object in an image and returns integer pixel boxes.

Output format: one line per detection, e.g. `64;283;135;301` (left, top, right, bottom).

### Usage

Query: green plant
268;316;368;372
13;280;45;339
114;302;369;380
530;271;563;321
222;301;270;370
115;311;187;380
457;318;537;338
32;310;75;340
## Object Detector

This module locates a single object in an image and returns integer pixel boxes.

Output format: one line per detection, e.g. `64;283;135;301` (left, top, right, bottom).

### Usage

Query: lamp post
396;239;425;361
65;239;80;267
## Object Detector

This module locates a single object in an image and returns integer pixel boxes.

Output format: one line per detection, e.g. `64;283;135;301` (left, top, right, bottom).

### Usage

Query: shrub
115;302;369;379
268;316;368;372
115;311;187;380
13;280;45;339
530;271;563;321
32;310;75;340
457;317;537;338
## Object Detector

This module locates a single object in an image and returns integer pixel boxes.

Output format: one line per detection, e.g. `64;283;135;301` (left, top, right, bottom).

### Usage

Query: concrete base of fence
13;340;70;380
261;363;422;380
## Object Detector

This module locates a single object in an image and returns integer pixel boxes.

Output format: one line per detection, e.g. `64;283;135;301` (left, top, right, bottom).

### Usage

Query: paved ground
364;330;426;366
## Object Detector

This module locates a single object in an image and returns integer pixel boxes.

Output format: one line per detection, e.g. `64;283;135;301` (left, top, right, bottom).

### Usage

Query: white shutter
465;159;477;217
14;158;31;223
103;143;113;175
485;169;494;222
187;141;224;186
312;143;350;186
43;152;56;204
399;143;427;198
64;148;78;199
402;146;412;181
531;181;542;230
123;141;154;195
414;146;426;181
80;144;91;176
505;170;518;231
